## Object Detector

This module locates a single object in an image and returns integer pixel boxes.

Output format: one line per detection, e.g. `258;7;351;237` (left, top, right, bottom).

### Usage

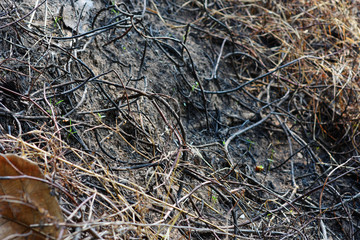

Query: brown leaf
0;154;64;240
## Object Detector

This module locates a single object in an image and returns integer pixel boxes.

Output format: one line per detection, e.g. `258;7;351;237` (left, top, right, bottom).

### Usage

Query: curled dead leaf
0;154;64;240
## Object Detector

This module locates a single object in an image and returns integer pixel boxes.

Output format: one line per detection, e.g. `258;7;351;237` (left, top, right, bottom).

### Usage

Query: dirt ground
1;0;360;239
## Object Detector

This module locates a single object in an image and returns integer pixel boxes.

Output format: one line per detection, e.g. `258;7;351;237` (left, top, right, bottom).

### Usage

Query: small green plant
46;98;53;114
97;113;105;119
267;158;274;170
246;139;255;151
67;119;77;138
111;1;120;14
191;82;199;91
46;98;64;115
267;149;275;170
211;194;218;204
54;16;62;28
111;8;119;14
55;99;64;105
47;99;63;114
268;149;275;160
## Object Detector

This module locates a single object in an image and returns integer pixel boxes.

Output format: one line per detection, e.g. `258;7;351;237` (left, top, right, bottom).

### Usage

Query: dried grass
0;0;359;239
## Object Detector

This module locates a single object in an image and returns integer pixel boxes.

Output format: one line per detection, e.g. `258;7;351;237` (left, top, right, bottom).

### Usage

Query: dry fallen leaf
0;154;64;240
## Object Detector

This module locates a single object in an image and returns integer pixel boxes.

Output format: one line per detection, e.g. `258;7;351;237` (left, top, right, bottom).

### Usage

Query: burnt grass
1;0;360;239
